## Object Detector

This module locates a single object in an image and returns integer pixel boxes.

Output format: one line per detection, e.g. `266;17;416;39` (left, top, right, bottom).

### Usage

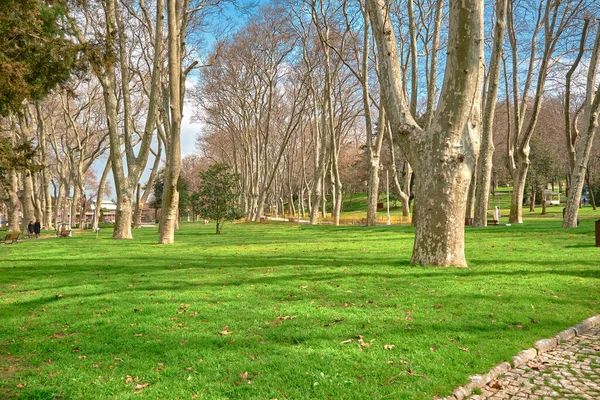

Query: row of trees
1;0;600;266
191;0;600;265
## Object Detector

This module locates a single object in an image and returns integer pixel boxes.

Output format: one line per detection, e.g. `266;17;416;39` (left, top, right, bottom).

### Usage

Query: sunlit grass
0;218;599;399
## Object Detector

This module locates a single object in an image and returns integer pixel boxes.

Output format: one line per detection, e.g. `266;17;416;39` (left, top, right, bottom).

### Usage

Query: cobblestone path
472;327;600;399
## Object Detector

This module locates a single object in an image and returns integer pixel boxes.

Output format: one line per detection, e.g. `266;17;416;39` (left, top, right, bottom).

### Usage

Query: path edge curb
438;314;600;400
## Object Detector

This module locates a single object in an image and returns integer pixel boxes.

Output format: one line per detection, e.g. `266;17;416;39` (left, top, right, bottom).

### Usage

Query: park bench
1;233;20;244
57;230;71;238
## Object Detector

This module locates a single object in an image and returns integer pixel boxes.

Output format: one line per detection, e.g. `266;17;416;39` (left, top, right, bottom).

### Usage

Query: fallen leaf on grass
459;347;469;352
16;383;26;388
430;345;438;352
341;339;353;344
134;383;150;393
219;325;233;335
383;344;395;350
240;372;248;380
300;285;308;290
134;333;143;337
57;294;63;298
266;315;297;326
126;376;133;384
78;356;87;360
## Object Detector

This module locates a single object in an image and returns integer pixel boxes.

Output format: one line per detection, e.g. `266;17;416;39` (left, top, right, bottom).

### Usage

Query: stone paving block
535;337;558;354
450;325;600;399
511;348;537;368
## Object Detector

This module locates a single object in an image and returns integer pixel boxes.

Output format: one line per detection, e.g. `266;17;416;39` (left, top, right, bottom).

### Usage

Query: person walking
33;219;41;238
27;221;34;238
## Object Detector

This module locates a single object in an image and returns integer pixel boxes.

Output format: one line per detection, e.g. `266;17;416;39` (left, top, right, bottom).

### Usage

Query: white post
386;168;391;225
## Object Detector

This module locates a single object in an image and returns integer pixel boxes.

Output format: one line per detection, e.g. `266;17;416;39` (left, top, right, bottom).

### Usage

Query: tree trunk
93;161;111;229
411;159;473;267
368;0;483;266
587;170;597;210
113;193;133;239
20;171;36;235
474;0;507;227
6;170;19;232
563;25;600;227
367;158;380;226
509;150;529;224
159;0;181;244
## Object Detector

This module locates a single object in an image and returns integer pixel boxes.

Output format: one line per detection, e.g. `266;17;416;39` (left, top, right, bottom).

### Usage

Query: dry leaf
219;325;233;335
266;317;282;326
57;294;63;298
78;355;87;360
135;383;149;390
527;361;546;371
16;383;26;388
341;339;353;344
430;345;439;352
488;379;504;389
126;376;133;384
134;333;143;337
459;347;470;352
384;344;395;350
300;286;308;290
240;372;249;380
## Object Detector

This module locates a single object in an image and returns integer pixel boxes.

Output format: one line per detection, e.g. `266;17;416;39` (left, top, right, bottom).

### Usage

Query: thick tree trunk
20;171;36;235
368;0;483;266
411;158;473;267
113;193;133;239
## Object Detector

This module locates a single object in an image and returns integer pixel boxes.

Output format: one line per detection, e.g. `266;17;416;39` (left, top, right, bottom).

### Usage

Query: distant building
90;200;118;222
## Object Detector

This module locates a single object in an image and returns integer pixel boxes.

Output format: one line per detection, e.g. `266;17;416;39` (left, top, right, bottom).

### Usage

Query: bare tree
563;21;600;227
368;0;484;266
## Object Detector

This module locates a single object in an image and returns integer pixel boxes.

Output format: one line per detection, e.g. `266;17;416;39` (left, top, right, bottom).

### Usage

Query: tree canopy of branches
0;0;79;116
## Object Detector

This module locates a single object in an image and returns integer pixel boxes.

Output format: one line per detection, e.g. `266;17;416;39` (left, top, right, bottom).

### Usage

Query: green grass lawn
1;219;599;399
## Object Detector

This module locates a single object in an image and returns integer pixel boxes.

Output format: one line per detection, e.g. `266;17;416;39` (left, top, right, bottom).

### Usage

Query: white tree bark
474;0;508;227
563;22;600;228
368;0;484;266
